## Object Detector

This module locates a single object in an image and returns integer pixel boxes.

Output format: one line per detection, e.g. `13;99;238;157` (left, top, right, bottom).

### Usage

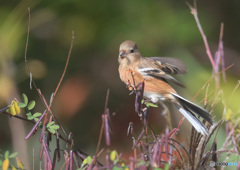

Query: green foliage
112;167;122;170
163;163;169;170
22;93;28;105
0;150;19;170
17;93;28;108
27;100;36;110
17;102;26;108
78;156;93;170
8;152;18;159
18;93;42;122
136;160;149;167
4;151;9;159
0;1;239;169
46;121;60;134
145;102;158;108
110;150;118;162
82;156;92;165
141;99;158;108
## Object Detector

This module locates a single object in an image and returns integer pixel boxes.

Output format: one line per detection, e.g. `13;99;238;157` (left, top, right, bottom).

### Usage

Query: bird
118;40;213;135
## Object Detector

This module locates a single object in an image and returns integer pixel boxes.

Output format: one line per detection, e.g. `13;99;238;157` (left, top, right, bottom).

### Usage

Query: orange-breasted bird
118;40;213;135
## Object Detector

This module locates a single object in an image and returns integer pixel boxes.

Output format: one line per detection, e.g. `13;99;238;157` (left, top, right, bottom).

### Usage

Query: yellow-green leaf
22;93;28;105
48;128;56;134
10;104;16;116
17;102;26;108
13;101;21;115
16;157;24;170
11;165;17;170
9;152;18;158
225;108;233;121
110;150;118;161
4;151;9;159
33;112;42;118
82;156;92;165
51;125;60;130
2;159;9;170
27;101;36;110
47;121;55;127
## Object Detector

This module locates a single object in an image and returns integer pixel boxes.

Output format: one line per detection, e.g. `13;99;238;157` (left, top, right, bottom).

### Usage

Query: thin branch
191;63;234;101
50;31;75;105
1;110;35;124
186;1;215;68
104;89;110;110
95;90;110;159
229;80;240;101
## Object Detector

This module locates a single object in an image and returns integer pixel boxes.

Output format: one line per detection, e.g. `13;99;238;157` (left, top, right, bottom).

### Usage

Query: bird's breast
118;65;144;86
119;64;177;100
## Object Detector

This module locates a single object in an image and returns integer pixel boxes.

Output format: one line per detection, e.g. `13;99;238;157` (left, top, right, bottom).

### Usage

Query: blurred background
0;0;240;168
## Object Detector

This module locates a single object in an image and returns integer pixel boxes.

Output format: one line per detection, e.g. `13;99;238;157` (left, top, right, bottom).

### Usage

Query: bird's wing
149;57;187;74
138;57;186;88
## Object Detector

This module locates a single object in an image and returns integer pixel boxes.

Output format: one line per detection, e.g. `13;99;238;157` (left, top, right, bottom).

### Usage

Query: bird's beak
119;50;127;59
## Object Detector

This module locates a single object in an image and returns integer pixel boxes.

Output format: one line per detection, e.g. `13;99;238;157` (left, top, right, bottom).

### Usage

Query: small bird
118;40;213;135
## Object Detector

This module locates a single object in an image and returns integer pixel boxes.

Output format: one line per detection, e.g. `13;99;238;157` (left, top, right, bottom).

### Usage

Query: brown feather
138;57;185;88
149;57;187;74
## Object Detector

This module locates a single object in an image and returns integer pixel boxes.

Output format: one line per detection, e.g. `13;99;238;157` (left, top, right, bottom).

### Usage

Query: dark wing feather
138;57;186;88
150;57;187;74
171;93;213;124
147;72;185;88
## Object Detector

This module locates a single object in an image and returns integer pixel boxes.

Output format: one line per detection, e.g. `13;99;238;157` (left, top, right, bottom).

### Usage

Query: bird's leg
158;102;172;130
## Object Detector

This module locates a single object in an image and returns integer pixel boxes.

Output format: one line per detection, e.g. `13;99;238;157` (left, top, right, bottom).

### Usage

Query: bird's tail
171;93;213;135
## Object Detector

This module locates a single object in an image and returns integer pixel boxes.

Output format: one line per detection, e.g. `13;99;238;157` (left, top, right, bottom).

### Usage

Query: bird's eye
130;49;134;53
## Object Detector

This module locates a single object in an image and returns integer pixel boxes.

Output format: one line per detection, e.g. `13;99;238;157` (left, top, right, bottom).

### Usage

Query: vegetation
0;0;239;169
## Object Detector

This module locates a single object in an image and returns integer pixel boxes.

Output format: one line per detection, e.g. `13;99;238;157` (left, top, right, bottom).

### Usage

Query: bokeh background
0;0;240;169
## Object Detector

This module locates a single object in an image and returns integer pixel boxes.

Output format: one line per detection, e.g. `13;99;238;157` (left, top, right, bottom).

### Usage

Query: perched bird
118;40;213;135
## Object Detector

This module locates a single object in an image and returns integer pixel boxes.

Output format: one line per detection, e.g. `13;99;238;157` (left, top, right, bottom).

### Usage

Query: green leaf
22;93;28;105
136;160;148;166
4;151;9;159
39;122;43;128
112;167;122;170
51;125;60;130
110;150;118;161
145;102;158;108
34;118;39;122
27;101;36;110
17;102;27;108
47;121;55;127
26;112;32;116
27;115;34;120
82;156;92;165
48;128;56;134
0;160;2;166
11;165;17;170
6;108;10;113
9;152;18;159
164;163;169;170
33;112;42;118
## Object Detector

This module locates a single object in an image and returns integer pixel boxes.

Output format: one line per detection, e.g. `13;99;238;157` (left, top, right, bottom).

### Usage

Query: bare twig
186;0;215;68
50;31;75;105
95;90;110;158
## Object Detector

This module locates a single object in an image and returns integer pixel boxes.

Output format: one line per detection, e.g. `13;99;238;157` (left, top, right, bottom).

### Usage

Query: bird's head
118;40;141;65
